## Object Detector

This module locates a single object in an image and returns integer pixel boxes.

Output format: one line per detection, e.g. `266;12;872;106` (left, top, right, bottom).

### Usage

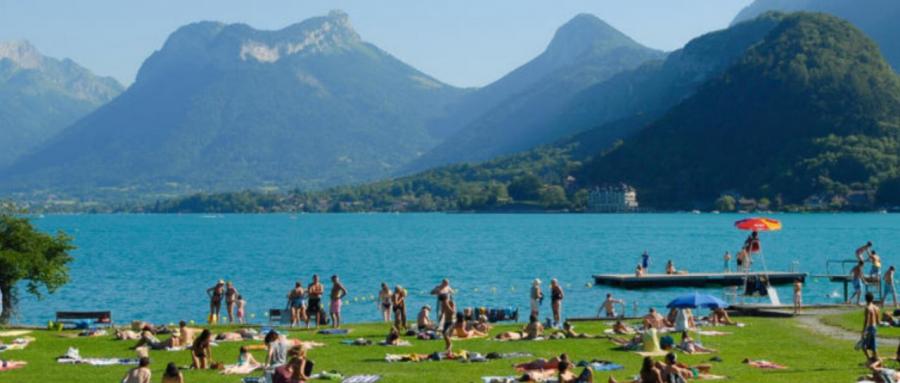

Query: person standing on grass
392;285;408;329
431;279;453;324
121;357;151;383
530;279;543;319
442;296;457;358
378;283;393;323
862;291;880;362
793;279;803;314
850;261;865;305
885;266;898;308
330;275;348;329
307;275;324;328
191;329;213;369
225;281;240;324
857;241;874;263
550;279;564;328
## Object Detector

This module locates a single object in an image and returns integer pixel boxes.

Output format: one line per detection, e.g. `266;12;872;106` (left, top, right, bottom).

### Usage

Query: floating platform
593;272;807;289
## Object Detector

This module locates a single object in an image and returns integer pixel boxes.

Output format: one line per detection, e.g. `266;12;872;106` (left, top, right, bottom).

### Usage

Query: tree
508;174;543;201
540;185;569;209
714;195;737;212
0;204;75;323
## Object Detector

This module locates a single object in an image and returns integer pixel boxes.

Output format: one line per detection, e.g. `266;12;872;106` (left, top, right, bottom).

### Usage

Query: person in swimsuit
206;280;225;324
121;357;151;383
857;241;874;263
885;266;898;308
441;296;457;357
236;294;246;324
863;292;880;362
666;260;677;275
643;308;665;330
871;250;883;279
736;249;749;272
530;279;543;318
416;305;434;331
161;361;183;383
723;251;732;272
793;279;802;314
850;261;865;304
430;279;452;327
452;312;486;338
392;285;408;329
550;279;564;328
307;275;324;329
641;251;651;271
191;329;212;369
635;264;645;277
225;281;240;324
329;275;348;329
287;282;306;328
868;357;900;383
744;231;761;254
599;293;624;318
378;283;392;323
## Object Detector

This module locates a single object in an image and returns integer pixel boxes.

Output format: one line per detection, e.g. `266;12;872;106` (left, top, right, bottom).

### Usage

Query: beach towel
341;338;373;346
165;346;188;352
696;374;727;380
0;337;34;352
319;328;351;335
635;350;669;357
378;340;411;346
221;363;261;375
485;352;533;360
744;360;786;369
451;333;488;340
55;347;140;366
697;330;730;336
643;328;661;352
310;371;344;380
342;375;381;383
0;361;26;371
0;330;31;337
482;377;517;383
583;361;624;371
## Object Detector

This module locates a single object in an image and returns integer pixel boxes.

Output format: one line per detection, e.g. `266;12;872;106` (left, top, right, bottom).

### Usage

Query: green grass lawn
0;317;885;382
822;308;900;339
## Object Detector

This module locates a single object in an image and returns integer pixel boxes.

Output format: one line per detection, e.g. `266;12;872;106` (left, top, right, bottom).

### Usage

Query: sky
0;0;753;88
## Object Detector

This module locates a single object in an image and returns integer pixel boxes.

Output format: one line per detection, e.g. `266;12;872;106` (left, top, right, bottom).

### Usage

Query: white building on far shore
588;183;639;212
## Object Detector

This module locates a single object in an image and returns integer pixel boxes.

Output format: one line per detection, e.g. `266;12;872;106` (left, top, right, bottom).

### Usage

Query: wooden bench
55;311;113;328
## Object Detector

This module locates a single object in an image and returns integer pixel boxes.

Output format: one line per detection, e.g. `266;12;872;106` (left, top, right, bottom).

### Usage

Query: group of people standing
378;282;408;329
285;274;348;329
205;280;244;325
849;241;897;307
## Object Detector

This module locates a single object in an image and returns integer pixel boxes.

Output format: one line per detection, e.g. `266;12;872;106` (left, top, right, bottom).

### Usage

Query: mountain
732;0;900;71
551;12;787;155
584;13;900;209
406;14;663;172
0;41;122;167
0;11;465;196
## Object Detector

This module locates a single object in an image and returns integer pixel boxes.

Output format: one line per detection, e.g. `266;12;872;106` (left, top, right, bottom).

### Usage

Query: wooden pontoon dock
593;271;807;289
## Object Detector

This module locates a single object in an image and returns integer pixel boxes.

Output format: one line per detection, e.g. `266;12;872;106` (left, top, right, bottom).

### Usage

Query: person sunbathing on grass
471;314;492;333
453;312;487;338
558;360;594;383
554;321;596;339
495;314;544;340
516;353;567;372
612;320;634;335
678;331;715;354
643;308;666;330
385;325;402;346
608;356;663;383
417;305;435;331
609;334;642;350
709;308;736;326
222;346;261;375
132;325;165;350
868;357;900;383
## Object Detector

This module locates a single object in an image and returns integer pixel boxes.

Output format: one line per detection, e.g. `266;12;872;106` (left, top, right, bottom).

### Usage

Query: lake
11;213;897;325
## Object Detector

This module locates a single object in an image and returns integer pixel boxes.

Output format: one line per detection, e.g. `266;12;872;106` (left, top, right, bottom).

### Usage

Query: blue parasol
666;292;728;309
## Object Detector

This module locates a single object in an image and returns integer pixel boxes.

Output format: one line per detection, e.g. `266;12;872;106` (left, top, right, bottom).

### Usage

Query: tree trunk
0;283;13;325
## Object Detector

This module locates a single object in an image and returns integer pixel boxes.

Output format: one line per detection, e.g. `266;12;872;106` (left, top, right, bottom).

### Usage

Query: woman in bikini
225;281;240;324
452;312;486;338
287;282;306;328
236;295;246;324
378;283;392;323
206;280;225;324
191;329;212;369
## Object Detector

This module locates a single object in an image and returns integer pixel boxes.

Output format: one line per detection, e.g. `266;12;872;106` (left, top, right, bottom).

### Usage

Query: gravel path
794;308;900;349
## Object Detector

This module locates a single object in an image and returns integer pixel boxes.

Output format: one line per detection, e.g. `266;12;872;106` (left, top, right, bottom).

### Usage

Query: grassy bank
0;317;883;382
822;308;900;339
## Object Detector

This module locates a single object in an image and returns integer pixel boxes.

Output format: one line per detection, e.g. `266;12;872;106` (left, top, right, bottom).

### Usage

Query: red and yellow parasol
734;217;782;231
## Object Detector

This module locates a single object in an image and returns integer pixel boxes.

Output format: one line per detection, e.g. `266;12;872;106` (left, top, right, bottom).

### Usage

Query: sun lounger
342;375;381;383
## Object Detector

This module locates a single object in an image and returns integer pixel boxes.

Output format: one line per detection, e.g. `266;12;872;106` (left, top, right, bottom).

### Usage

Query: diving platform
593;271;807;289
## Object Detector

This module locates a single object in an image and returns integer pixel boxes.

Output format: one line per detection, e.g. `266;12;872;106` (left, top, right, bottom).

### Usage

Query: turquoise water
11;213;899;325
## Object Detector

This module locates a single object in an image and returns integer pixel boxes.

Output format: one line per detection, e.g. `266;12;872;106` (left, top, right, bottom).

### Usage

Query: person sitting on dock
643;308;666;330
793;279;803;314
857;241;874;263
635;264;645;277
723;251;732;272
666;260;677;275
736;248;750;272
599;293;624;318
850;261;865;305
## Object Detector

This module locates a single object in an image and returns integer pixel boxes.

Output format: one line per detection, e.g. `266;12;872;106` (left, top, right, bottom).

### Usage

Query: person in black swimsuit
550;279;564;328
206;280;225;324
225;281;240;324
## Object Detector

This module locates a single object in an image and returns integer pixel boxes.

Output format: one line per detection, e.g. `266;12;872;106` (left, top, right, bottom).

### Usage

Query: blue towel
589;362;624;371
319;328;350;335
